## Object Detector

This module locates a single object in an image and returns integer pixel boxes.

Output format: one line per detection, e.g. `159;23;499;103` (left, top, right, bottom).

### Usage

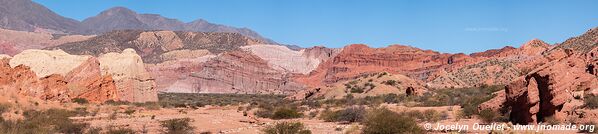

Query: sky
33;0;598;54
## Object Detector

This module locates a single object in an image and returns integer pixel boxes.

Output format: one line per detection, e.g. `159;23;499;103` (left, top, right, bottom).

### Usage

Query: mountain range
0;0;274;43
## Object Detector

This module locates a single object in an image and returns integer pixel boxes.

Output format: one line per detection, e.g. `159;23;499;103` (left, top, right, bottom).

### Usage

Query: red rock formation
295;44;476;87
0;56;118;103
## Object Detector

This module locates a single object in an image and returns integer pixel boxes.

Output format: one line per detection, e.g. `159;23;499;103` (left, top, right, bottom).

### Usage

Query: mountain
0;0;80;33
0;0;276;44
48;30;265;63
80;7;276;44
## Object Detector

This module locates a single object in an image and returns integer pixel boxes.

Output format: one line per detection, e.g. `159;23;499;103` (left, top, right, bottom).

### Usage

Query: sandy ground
68;104;595;134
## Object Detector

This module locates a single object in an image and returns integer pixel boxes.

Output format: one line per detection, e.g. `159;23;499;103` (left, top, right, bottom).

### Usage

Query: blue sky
33;0;598;54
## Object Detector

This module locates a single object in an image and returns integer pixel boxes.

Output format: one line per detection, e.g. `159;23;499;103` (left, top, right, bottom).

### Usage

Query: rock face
98;49;157;102
242;45;341;74
50;30;265;63
187;51;304;94
295;44;476;87
504;54;597;124
427;39;551;89
479;28;598;125
0;55;118;103
0;28;93;55
9;49;92;78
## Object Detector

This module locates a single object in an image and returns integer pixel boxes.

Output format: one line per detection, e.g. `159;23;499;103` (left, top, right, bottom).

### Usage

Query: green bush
478;109;497;123
383;80;397;86
72;98;89;104
271;108;302;119
262;122;312;134
362;108;424;134
350;86;365;93
585;95;598;109
160;118;195;134
320;107;366;122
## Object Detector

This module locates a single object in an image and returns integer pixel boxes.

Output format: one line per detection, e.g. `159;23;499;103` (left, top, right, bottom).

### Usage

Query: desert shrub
383;80;397;86
72;98;89;104
350;86;365;93
377;72;388;78
271;108;303;119
0;103;10;114
123;109;136;115
255;109;274;118
106;127;136;134
320;106;366;122
543;116;560;125
423;109;441;122
585;95;598;109
362;108;424;134
478;109;497;123
104;100;131;105
160;118;195;134
0;108;89;134
262;122;312;134
73;107;90;116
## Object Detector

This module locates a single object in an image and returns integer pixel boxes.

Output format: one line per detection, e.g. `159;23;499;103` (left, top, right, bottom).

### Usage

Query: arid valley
1;0;598;134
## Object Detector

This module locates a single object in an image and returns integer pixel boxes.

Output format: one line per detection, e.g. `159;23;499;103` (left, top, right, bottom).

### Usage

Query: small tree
362;108;424;134
478;109;497;124
263;122;312;134
160;118;195;134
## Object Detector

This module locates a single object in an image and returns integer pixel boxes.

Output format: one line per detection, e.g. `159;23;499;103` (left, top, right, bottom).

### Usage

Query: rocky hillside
427;39;551;89
170;51;305;94
0;28;93;55
294;44;476;87
289;72;427;100
479;27;598;124
0;0;80;33
48;30;265;63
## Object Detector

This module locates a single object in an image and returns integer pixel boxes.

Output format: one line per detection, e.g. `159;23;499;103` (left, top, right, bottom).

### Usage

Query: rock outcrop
295;44;476;87
98;49;157;102
479;28;598;124
187;51;304;94
0;56;117;103
242;45;341;74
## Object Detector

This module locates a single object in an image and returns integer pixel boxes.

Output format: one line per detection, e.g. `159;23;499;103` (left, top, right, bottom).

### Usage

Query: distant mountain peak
522;38;549;48
99;6;137;16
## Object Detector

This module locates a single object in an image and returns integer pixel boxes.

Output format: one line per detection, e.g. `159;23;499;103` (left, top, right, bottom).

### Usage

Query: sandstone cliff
478;28;598;124
185;51;305;94
98;48;158;102
0;56;117;103
242;45;341;74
